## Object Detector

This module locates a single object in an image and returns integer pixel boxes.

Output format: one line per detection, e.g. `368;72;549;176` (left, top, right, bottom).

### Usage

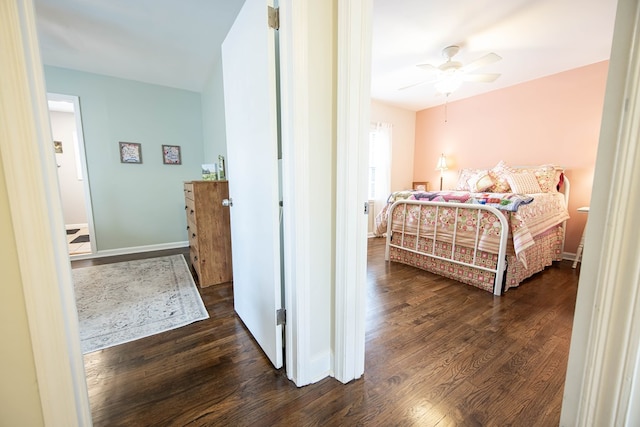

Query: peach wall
414;61;609;255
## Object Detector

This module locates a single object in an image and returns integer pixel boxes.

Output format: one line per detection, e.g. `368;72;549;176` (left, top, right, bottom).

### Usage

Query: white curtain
369;122;392;221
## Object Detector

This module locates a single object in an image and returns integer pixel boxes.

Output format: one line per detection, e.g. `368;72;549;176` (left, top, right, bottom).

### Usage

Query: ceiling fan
402;45;502;94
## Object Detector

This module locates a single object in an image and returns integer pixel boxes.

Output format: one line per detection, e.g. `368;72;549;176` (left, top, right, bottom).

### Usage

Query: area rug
72;255;209;354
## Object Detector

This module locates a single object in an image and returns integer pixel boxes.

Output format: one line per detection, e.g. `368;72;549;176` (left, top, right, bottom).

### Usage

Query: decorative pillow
505;172;543;194
455;168;481;191
467;170;494;192
488;161;515;193
515;164;559;192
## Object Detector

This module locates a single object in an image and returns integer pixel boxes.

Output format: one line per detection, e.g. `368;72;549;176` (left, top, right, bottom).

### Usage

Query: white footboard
384;200;509;295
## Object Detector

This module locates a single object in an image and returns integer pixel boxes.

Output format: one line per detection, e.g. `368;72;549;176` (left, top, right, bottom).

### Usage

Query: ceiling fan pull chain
444;96;449;123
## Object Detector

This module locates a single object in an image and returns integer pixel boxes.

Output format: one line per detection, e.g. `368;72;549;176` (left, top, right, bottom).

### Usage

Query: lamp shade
435;154;448;171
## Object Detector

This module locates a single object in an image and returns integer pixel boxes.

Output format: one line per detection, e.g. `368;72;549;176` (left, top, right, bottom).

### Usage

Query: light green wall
44;66;204;251
0;159;45;426
201;56;228;164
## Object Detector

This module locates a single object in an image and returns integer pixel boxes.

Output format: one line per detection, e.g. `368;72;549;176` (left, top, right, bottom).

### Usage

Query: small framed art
412;181;429;191
162;144;181;165
119;142;142;164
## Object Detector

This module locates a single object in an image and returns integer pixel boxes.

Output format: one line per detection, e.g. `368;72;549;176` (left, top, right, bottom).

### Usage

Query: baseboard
308;350;333;385
562;251;578;261
69;241;189;260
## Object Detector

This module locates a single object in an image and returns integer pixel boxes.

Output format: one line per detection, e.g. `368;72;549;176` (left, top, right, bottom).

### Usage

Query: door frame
333;0;371;383
47;92;97;256
1;0;92;424
278;0;371;385
560;0;640;424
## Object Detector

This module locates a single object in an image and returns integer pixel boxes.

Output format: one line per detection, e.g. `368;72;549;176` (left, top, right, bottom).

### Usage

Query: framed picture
119;142;142;164
162;144;181;165
412;181;429;191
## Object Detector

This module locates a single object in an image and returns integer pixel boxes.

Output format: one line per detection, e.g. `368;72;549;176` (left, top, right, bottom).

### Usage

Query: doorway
47;93;96;257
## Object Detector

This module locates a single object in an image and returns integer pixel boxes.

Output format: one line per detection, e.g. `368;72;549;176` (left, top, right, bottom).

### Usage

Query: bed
375;161;570;295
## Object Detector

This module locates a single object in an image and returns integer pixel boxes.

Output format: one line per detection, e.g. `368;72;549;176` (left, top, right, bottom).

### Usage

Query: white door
221;0;283;369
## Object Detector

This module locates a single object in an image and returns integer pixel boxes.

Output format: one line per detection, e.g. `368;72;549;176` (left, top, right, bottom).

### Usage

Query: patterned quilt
407;190;534;212
375;190;569;268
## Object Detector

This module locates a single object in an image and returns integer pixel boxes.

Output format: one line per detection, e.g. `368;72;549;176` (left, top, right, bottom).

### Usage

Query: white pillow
455;168;481;191
467;171;494;192
505;172;543;194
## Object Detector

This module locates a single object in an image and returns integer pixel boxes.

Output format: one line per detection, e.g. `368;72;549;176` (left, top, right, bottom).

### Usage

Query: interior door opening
47;93;96;257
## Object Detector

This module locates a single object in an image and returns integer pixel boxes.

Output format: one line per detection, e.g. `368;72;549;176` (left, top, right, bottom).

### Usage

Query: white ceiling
34;0;618;112
372;0;618;111
35;0;246;92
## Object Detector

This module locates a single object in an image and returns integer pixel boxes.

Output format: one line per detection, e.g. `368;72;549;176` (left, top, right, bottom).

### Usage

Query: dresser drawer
187;221;199;250
185;197;197;223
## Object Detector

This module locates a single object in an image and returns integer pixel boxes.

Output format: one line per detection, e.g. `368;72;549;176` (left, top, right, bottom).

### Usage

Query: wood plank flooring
73;238;579;426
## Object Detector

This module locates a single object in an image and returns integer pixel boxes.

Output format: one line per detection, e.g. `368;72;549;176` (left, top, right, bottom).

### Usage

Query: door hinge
364;201;369;215
276;308;286;325
268;6;280;30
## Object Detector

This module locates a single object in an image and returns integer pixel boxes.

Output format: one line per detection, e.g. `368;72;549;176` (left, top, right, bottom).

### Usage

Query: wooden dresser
183;180;233;287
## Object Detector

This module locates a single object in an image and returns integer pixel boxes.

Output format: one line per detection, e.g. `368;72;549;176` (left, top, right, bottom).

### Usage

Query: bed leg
384;235;390;261
493;258;508;296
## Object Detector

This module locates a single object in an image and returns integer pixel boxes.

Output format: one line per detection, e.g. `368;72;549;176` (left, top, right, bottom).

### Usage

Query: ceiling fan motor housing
442;45;460;59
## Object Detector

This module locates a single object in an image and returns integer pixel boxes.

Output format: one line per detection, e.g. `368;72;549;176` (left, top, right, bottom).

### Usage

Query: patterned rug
72;255;209;354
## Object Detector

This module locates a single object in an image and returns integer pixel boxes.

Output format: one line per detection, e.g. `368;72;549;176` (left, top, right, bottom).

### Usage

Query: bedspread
376;191;569;268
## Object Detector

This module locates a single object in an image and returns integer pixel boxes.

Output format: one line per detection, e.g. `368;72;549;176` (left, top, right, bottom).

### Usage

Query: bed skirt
388;224;565;293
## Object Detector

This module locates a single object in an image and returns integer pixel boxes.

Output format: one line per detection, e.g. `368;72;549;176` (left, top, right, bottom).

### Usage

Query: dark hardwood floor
73;238;579;426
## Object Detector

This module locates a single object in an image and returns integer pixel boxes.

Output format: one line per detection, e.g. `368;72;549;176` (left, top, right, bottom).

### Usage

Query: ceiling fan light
434;76;463;95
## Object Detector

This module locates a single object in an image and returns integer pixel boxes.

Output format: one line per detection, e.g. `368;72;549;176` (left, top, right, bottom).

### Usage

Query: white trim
333;0;372;383
0;0;91;425
560;0;640;424
48;92;97;255
562;252;580;262
69;241;189;261
278;0;311;386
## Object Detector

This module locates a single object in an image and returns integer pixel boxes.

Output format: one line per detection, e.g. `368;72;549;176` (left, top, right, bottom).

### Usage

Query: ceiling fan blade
462;73;501;83
398;79;433;91
416;63;441;73
463;52;502;72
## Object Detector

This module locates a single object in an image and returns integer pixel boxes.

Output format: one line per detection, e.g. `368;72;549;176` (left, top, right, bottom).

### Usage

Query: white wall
370;100;416;191
50;111;88;226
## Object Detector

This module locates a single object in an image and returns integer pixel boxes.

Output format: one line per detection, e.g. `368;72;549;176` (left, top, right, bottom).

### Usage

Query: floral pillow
488;161;515;193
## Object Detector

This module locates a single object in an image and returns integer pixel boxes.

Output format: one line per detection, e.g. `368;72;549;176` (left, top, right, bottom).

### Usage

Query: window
368;122;392;218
